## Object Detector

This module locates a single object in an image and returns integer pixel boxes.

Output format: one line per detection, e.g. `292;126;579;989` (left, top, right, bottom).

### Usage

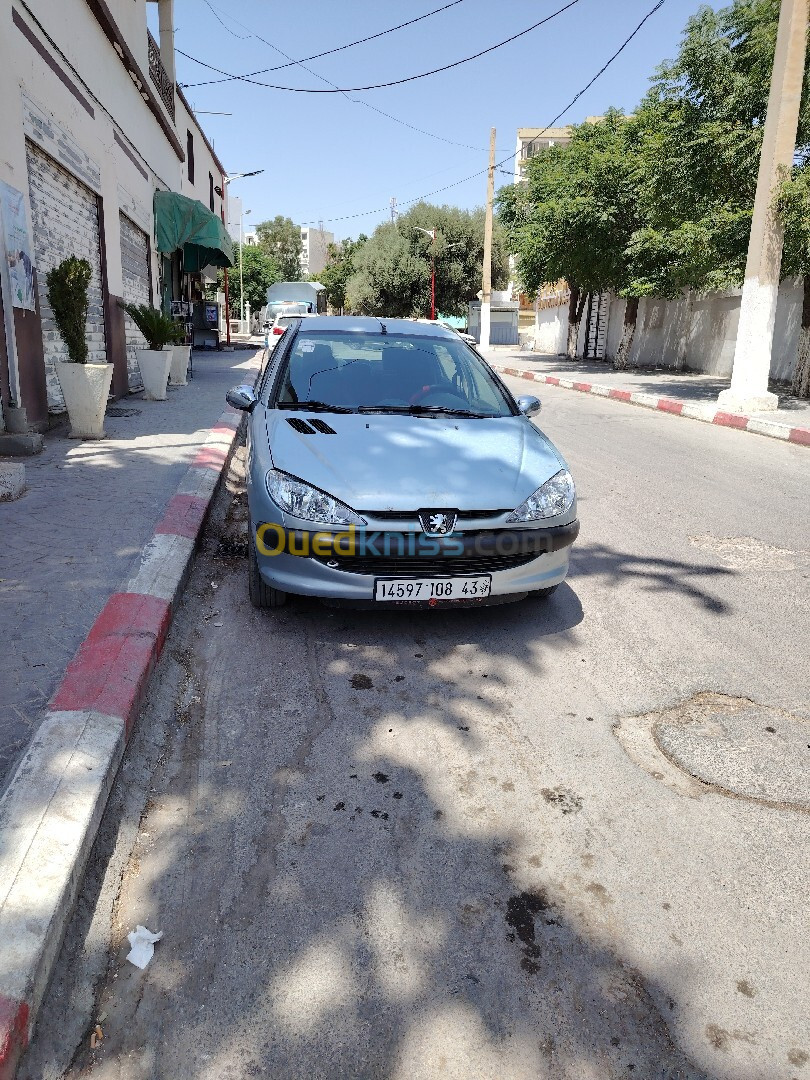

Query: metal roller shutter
25;141;106;410
120;213;151;391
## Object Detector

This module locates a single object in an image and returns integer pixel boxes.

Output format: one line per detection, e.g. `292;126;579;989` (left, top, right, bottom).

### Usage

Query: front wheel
248;541;287;609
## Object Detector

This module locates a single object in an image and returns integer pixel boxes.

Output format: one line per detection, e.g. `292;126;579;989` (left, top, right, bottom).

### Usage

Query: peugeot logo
418;510;458;536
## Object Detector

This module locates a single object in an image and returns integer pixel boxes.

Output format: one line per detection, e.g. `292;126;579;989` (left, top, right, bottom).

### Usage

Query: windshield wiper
357;404;490;418
276;400;354;414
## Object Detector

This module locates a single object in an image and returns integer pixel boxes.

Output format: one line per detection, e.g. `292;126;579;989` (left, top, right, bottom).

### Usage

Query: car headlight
266;469;367;526
506;469;575;522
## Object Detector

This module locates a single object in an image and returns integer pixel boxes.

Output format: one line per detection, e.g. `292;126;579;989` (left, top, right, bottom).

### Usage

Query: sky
166;0;716;241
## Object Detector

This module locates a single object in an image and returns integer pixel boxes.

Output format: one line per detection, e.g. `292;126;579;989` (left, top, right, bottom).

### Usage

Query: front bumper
253;520;580;600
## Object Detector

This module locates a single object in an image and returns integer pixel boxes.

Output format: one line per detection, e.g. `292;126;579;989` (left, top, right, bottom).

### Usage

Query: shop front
153;191;234;349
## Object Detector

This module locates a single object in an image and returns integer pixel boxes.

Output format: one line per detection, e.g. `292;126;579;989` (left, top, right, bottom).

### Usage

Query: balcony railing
148;30;175;121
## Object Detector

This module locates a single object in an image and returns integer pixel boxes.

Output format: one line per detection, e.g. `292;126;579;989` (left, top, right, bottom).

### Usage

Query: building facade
0;0;231;429
299;226;333;279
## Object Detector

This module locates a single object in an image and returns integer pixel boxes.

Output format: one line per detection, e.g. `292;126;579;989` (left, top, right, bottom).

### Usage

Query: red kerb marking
51;593;171;734
657;398;683;415
713;411;749;429
0;994;30;1080
545;376;560;386
609;389;632;402
573;382;591;393
209;423;237;438
193;445;227;470
789;426;810;446
155;494;209;540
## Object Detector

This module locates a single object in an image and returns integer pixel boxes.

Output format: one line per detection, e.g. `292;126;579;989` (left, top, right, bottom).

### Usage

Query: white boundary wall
532;279;803;382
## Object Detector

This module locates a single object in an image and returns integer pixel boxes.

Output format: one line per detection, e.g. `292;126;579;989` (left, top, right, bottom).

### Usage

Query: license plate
374;576;492;602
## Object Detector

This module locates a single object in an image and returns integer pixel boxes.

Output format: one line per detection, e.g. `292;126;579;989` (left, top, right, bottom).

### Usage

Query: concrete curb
495;365;810;447
0;406;244;1080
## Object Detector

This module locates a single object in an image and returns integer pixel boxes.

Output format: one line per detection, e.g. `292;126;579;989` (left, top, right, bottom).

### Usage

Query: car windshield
273;332;514;416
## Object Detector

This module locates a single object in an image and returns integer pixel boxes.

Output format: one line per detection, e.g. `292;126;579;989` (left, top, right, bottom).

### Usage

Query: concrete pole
717;0;809;413
480;127;496;349
158;0;176;84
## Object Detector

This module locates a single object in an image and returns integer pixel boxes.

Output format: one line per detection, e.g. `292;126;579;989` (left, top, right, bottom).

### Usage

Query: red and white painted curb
0;407;244;1080
495;365;810;447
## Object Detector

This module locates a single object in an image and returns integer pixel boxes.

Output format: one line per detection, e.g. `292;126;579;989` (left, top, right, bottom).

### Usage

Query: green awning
153;190;234;271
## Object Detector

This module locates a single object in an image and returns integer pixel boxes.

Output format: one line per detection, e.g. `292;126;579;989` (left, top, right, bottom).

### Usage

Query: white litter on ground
126;925;163;969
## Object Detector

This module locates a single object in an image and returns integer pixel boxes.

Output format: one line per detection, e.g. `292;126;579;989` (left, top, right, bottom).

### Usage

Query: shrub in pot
120;303;183;400
46;256;113;439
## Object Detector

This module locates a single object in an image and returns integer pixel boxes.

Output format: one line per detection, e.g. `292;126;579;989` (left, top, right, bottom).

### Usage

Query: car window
271;332;514;416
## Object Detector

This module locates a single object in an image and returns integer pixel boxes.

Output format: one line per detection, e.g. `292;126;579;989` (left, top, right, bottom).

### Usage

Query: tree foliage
344;202;508;318
255;216;302;280
213;244;281;316
318;236;367;312
498;0;810;380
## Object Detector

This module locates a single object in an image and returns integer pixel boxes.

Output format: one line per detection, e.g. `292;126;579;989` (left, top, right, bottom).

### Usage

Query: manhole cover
617;693;809;811
106;407;142;417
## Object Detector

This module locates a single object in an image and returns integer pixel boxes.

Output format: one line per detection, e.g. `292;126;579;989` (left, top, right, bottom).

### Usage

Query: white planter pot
55;361;113;439
136;348;172;400
169;344;191;386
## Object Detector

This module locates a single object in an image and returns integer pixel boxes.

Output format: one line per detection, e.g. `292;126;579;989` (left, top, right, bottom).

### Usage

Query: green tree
344;203;508;319
628;0;810;380
498;111;644;361
214;243;281;317
318;236;367;313
255;216;302;280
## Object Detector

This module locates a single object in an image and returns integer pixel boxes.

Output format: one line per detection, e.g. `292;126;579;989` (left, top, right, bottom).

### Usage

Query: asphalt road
22;380;809;1080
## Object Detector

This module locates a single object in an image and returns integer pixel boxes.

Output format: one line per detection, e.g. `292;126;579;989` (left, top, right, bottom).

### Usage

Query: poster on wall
0;181;36;311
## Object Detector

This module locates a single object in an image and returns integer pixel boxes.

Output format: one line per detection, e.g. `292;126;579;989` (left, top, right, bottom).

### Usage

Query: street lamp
412;226;436;320
222;171;264;343
239;209;251;326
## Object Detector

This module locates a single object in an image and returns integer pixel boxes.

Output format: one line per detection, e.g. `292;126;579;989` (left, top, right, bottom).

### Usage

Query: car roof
296;315;457;338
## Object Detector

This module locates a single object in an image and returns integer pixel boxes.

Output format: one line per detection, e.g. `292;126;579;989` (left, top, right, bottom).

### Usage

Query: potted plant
119;303;184;400
169;334;191;387
47;256;113;439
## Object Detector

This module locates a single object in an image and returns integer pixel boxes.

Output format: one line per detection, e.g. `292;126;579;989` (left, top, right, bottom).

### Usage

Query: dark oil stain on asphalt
393;792;403;799
505;890;556;974
541;786;583;814
351;673;373;689
370;810;389;820
735;980;756;997
333;802;345;811
372;772;390;783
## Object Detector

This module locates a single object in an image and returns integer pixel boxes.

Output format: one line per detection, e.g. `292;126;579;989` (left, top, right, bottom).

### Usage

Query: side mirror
517;395;541;417
263;321;271;329
226;385;258;412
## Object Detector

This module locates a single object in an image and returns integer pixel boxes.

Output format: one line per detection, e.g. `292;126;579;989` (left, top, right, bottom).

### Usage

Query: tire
248;540;287;609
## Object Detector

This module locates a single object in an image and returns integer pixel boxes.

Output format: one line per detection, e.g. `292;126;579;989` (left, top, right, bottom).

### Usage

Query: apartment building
0;0;232;429
299;226;334;279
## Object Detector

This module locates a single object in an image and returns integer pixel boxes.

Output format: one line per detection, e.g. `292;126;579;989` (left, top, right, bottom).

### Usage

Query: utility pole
480;127;496;350
390;197;397;223
717;0;809;413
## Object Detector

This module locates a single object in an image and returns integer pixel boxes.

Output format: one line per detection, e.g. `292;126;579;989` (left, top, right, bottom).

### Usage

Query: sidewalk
0;347;260;791
480;348;810;445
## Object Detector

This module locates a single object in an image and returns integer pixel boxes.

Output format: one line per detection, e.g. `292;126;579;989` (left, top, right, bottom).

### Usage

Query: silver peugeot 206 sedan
226;316;579;609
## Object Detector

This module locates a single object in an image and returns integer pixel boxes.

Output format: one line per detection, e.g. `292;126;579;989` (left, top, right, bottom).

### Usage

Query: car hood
263;409;565;512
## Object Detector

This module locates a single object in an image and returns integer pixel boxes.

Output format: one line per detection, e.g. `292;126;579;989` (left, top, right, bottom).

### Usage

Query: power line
176;0;582;93
183;0;469;88
184;2;510;155
299;0;668;225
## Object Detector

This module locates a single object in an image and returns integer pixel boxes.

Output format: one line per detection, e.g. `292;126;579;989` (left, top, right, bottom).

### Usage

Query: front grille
314;551;539;576
371;509;509;521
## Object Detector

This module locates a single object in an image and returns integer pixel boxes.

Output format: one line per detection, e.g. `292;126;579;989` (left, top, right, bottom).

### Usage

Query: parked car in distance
227;316;579;610
265;311;319;350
